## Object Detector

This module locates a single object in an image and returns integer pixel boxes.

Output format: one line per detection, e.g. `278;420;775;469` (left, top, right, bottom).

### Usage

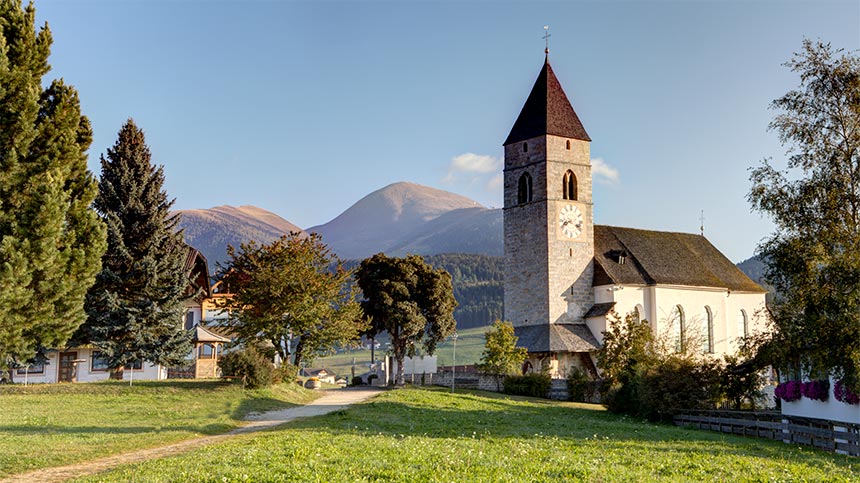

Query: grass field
315;326;489;377
0;380;318;477
69;387;859;482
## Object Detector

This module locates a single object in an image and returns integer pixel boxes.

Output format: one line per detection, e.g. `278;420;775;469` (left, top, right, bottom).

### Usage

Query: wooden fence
674;410;860;456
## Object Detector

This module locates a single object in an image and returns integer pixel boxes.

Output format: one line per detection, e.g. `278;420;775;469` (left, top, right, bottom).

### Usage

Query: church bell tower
503;56;594;330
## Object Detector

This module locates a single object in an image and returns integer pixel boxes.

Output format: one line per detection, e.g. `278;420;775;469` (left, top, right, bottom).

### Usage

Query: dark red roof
504;58;591;145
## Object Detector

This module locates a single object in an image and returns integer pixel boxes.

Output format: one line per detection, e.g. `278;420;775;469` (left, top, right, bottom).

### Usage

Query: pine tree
77;120;191;379
0;1;107;377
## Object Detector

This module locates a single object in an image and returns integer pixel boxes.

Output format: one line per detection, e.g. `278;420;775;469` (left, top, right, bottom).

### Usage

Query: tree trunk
293;339;304;370
109;367;124;380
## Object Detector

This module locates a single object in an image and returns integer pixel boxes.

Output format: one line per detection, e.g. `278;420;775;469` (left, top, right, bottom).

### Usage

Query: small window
563;170;577;200
522;142;528;153
673;305;686;353
738;309;748;338
198;344;215;359
517;172;533;205
16;362;45;375
125;360;143;371
703;306;714;354
91;351;110;372
566;140;571;150
185;311;195;330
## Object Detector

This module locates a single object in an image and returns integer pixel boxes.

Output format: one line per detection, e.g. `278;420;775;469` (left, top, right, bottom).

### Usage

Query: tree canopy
355;253;457;385
219;233;365;368
0;1;106;376
477;320;527;390
76;120;190;379
749;39;860;388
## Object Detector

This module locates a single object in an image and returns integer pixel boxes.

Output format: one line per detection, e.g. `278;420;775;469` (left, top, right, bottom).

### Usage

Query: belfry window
566;140;571;150
563;170;577;200
517;172;533;205
522;142;528;153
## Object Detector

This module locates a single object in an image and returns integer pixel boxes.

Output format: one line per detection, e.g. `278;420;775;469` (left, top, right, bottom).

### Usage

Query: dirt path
0;387;381;483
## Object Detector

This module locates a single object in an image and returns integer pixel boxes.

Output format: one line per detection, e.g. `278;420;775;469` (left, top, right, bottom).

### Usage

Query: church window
738;309;748;338
672;305;685;353
566;140;571;150
517;172;533;205
563;170;577;200
522;142;528;153
703;306;714;354
634;304;644;324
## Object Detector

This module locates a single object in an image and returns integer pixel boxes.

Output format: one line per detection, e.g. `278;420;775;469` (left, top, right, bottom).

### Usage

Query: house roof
192;325;231;343
592;225;766;293
504;58;591;145
301;368;333;378
183;246;211;299
514;324;600;353
584;302;616;318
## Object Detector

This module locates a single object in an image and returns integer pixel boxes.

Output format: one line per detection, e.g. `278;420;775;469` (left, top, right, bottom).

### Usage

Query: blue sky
35;0;859;262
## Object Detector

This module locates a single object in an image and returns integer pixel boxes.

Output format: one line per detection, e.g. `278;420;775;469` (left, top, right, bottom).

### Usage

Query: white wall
589;283;767;358
14;348;166;384
782;378;860;424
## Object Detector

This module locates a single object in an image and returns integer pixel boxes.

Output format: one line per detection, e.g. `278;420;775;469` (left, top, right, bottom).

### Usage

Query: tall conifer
78;120;190;379
0;1;107;376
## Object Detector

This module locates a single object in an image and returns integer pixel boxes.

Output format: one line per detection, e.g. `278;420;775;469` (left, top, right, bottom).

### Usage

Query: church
503;55;767;379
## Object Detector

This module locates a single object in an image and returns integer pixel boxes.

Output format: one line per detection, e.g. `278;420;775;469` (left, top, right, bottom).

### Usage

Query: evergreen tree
77;120;190;379
0;1;107;377
356;253;457;385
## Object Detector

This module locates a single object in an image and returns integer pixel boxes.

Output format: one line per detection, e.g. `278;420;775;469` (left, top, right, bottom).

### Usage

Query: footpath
1;386;381;483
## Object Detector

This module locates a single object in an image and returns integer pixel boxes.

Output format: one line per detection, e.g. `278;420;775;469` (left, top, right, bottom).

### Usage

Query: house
300;368;337;385
503;54;767;379
16;246;230;383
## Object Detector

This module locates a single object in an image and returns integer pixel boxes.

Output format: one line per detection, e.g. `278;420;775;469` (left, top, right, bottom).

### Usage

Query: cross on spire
700;210;705;236
543;25;551;54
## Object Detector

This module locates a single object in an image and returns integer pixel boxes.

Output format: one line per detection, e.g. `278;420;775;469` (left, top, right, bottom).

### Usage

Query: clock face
559;204;584;238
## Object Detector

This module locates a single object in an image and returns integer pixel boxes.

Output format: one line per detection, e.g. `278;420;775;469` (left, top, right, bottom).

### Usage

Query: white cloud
444;153;502;183
486;173;503;192
591;158;619;184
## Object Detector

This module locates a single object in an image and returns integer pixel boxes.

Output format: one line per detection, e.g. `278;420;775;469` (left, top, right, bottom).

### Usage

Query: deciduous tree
748;39;860;389
477;320;527;390
76;120;190;379
0;1;106;377
219;233;365;368
355;253;457;386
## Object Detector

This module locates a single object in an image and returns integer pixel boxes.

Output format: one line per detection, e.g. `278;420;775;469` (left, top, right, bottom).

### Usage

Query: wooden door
58;352;77;382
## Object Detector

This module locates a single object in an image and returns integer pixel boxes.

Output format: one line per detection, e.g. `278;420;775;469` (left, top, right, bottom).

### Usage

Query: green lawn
0;379;318;477
315;326;489;377
71;387;859;482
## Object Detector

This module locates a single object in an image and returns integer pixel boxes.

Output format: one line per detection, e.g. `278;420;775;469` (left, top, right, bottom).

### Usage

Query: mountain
308;182;501;259
176;205;305;271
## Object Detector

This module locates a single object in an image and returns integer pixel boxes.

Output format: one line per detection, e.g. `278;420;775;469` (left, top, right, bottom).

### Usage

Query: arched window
672;305;685;353
522;142;528;153
566;140;571;150
517;172;533;205
563;170;577;200
703;306;714;354
633;306;641;324
738;309;748;338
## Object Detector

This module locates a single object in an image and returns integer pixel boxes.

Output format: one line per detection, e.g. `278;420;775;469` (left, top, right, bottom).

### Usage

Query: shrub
218;346;275;389
774;380;802;402
635;356;722;422
272;363;299;384
566;368;590;402
503;373;551;398
351;376;364;386
834;380;860;405
801;379;829;401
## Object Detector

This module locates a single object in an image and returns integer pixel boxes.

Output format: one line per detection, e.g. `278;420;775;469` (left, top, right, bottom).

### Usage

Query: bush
635;356;722;422
351;376;364;386
218;346;275;389
503;373;551;398
272;364;299;384
566;368;590;402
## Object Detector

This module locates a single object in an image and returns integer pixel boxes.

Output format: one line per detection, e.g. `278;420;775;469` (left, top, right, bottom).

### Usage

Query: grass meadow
0;380;318;477
315;325;489;377
70;387;859;483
